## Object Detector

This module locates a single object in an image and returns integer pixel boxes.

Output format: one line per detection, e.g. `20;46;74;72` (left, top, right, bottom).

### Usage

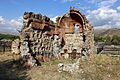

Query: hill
94;28;120;37
94;28;120;44
0;33;19;40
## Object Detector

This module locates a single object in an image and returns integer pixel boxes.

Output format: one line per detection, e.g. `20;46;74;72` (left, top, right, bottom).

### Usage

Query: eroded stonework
18;7;95;66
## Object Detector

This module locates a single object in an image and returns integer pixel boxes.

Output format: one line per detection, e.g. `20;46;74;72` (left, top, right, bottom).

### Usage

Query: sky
0;0;120;34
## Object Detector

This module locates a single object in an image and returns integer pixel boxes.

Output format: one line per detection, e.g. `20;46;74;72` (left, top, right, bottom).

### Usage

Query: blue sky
0;0;89;19
0;0;120;33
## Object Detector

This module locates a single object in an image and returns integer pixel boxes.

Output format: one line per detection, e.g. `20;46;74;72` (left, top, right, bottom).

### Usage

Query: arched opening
74;23;79;33
70;13;83;33
58;12;84;34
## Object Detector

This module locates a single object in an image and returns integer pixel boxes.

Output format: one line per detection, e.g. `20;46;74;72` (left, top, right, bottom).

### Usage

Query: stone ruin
16;7;95;67
58;58;81;74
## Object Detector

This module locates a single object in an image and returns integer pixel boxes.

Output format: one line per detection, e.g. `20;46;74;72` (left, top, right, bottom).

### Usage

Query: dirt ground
0;52;120;80
0;52;30;80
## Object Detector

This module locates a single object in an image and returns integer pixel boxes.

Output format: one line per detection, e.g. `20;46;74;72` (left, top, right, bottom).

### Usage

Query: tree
111;35;120;45
94;35;106;42
104;36;111;44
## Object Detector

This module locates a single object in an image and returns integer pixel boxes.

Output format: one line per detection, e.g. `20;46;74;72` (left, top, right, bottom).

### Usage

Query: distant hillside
0;32;19;36
0;33;19;40
94;28;120;37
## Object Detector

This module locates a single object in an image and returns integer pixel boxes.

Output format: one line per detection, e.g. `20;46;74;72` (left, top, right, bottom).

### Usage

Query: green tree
104;36;111;43
111;35;120;45
0;34;19;40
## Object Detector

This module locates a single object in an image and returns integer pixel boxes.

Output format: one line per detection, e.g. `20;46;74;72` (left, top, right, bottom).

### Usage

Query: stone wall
56;7;95;56
19;12;56;67
18;7;95;66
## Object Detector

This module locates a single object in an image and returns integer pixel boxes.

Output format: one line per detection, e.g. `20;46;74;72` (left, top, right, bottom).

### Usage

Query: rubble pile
57;58;80;74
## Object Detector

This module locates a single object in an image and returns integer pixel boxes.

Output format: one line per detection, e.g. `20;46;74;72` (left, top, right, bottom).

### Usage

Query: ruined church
19;7;94;64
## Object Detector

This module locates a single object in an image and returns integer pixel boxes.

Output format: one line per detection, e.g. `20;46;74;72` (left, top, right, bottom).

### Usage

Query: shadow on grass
0;59;31;80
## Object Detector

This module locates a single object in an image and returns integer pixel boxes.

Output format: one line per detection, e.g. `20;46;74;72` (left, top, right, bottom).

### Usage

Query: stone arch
70;12;84;33
57;11;85;34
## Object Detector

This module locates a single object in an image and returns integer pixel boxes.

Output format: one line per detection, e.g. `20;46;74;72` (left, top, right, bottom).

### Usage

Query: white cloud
10;18;22;28
54;0;75;3
86;0;120;29
115;22;120;26
0;16;5;24
62;0;74;2
94;25;112;30
87;7;120;29
117;6;120;11
75;0;118;14
50;16;58;22
88;0;104;4
98;0;117;8
86;0;117;8
75;2;90;10
0;16;22;34
88;0;117;6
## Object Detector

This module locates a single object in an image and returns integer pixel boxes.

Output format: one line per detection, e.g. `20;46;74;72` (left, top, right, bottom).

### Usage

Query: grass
0;52;120;80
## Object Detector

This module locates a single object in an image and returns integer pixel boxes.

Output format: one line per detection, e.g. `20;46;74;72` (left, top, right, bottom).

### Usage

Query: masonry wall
56;8;95;55
19;8;95;64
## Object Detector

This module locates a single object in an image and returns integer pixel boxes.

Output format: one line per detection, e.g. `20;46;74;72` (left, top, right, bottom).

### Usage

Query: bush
94;35;120;45
111;35;120;45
